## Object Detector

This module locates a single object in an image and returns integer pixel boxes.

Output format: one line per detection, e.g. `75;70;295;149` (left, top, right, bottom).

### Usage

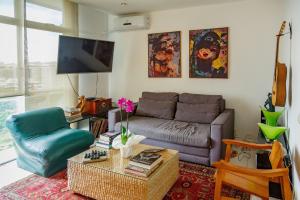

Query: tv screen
57;35;114;74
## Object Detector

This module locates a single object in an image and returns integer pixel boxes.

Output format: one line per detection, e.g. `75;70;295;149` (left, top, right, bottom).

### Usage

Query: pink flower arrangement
125;100;134;113
117;97;135;145
117;97;126;109
118;98;134;113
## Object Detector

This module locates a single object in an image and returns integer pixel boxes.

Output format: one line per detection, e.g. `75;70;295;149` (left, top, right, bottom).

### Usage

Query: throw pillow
142;92;179;102
175;103;219;123
135;98;176;120
179;93;222;104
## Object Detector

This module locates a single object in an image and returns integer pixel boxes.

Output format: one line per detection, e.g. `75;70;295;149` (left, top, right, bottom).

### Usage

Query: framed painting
148;31;181;78
189;27;229;78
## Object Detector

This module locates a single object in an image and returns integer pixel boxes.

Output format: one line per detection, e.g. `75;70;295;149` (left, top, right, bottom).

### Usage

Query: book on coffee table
124;160;162;177
99;131;120;142
96;131;120;149
95;141;112;149
129;151;162;170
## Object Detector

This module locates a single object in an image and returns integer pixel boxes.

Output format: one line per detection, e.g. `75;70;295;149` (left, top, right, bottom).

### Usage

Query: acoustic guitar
272;21;287;107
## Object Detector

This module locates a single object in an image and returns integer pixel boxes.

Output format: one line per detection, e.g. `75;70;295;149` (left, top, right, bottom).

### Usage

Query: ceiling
71;0;245;15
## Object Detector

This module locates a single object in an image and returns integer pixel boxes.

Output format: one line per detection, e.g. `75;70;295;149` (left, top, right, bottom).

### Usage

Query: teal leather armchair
6;107;94;177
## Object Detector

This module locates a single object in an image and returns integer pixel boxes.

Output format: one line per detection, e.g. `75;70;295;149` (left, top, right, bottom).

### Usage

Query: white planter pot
120;145;133;158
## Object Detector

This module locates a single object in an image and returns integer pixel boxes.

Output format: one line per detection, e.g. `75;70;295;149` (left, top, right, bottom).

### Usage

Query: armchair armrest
210;109;234;165
223;139;273;150
214;160;289;178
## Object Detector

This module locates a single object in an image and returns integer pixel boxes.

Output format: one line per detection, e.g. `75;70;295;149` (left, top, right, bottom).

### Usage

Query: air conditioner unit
111;15;150;31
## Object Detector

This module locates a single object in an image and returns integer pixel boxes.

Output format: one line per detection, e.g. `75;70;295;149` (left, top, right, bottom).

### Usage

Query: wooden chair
213;139;292;200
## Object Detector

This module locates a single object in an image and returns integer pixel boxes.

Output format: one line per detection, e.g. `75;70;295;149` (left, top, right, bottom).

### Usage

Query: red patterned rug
0;162;250;200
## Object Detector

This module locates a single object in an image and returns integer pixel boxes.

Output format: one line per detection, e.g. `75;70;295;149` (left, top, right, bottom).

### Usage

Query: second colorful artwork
189;27;228;78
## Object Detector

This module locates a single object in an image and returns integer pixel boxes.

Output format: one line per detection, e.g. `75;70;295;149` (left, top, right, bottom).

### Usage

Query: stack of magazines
125;150;163;177
95;131;120;149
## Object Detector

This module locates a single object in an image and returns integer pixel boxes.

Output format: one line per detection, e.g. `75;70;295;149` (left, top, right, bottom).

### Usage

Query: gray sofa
108;92;234;165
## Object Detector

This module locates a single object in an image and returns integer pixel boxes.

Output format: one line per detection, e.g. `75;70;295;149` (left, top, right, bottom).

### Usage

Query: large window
0;23;22;97
0;0;14;17
0;97;24;164
24;0;78;111
27;29;61;93
0;0;78;164
26;2;63;26
0;0;24;163
25;0;63;95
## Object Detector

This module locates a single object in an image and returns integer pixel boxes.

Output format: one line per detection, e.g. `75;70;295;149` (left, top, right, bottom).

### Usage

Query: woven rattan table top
68;144;178;180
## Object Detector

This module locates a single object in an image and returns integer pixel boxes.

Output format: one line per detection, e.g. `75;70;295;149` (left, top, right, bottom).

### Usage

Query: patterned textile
0;162;249;200
164;162;250;200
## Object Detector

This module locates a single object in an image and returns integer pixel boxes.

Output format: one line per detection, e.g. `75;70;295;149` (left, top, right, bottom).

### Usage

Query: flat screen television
57;35;114;74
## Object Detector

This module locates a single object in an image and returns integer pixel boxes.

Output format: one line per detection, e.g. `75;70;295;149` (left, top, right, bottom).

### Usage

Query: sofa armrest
210;109;234;165
108;108;122;132
108;103;137;132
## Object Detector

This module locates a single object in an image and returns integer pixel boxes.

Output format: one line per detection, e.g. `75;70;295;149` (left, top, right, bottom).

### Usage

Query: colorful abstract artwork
148;31;181;78
189;27;228;78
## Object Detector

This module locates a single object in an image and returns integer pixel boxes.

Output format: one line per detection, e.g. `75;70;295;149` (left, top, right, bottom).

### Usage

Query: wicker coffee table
67;144;179;200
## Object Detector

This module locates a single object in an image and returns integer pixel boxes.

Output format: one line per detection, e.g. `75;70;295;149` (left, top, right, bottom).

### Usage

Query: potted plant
115;97;145;158
117;97;134;145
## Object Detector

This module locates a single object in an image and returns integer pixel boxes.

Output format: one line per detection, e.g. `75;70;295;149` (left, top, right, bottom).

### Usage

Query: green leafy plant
117;98;135;145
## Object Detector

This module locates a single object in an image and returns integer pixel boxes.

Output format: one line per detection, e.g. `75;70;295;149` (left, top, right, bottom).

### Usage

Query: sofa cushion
142;92;179;102
179;93;224;112
115;116;211;148
135;98;176;120
179;93;222;104
140;138;210;157
175;102;219;123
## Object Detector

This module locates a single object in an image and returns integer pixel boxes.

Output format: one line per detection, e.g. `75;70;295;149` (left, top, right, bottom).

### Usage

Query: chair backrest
6;107;69;140
269;140;284;169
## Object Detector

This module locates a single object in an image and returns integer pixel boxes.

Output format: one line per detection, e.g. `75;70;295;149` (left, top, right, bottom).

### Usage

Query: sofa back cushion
142;92;179;102
179;93;225;112
175;102;219;123
135;98;176;120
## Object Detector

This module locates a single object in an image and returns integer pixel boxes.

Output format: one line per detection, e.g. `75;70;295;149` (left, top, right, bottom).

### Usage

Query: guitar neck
273;36;280;79
275;36;280;64
275;21;286;66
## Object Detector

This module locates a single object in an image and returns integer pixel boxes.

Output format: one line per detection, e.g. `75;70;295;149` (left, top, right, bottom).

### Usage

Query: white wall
78;5;109;98
108;0;285;138
285;0;300;198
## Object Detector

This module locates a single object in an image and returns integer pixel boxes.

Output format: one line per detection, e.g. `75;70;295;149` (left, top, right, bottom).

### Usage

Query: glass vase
120;145;133;158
